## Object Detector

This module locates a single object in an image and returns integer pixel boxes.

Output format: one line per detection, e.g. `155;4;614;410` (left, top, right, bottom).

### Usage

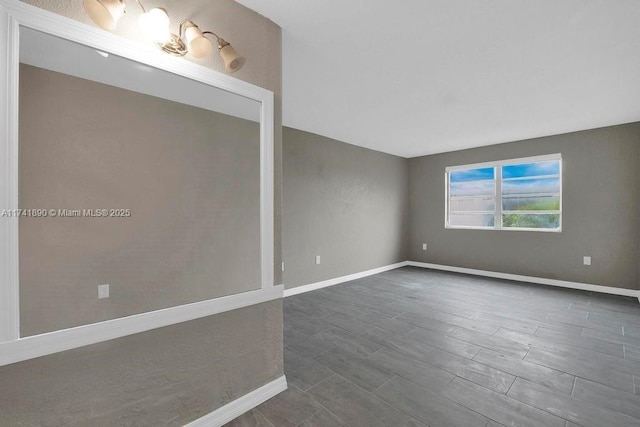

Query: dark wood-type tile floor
226;267;640;427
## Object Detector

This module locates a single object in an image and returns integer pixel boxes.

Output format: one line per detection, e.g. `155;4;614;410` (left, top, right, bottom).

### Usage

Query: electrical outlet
422;243;427;251
316;255;321;265
583;256;591;266
98;284;110;299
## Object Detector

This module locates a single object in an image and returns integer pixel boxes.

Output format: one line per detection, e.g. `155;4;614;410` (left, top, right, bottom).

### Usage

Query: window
446;154;561;231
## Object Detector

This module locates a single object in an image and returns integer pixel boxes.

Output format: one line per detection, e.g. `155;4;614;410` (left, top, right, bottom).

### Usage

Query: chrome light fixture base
159;33;187;57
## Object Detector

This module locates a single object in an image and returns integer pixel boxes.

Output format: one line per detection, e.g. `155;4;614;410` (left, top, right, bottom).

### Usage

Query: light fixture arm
133;0;146;13
178;21;227;48
202;31;220;40
177;19;190;39
202;31;229;49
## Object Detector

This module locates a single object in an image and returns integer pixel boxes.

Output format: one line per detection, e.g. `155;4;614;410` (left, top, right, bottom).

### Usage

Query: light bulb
185;24;212;58
139;8;171;43
83;0;126;31
219;42;245;73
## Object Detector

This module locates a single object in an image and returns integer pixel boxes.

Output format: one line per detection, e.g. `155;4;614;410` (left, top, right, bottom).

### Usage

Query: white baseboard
0;285;284;367
184;375;287;427
408;261;640;301
283;261;409;297
281;259;639;302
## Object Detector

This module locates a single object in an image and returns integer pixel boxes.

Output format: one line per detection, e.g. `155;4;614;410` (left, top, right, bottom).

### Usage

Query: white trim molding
0;285;283;367
445;153;563;173
0;2;20;344
408;261;640;301
284;261;639;303
0;0;277;361
283;262;409;297
184;376;287;427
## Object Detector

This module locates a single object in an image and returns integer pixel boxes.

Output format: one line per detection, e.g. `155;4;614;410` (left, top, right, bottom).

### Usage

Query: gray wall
283;127;408;289
20;64;261;336
22;0;283;295
408;123;640;290
7;1;283;425
0;301;282;426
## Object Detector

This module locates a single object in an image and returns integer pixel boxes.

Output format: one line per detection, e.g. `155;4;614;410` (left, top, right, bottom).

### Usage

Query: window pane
446;156;561;231
502;160;559;179
450;167;494;183
502;177;559;195
502;214;559;229
449;213;494;227
450;180;495;196
502;195;560;211
450;196;495;212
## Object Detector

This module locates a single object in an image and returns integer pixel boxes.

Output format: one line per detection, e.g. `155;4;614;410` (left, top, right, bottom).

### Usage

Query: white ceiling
236;0;640;157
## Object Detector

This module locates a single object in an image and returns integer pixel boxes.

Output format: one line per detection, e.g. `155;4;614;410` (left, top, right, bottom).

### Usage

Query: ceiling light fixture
82;0;245;73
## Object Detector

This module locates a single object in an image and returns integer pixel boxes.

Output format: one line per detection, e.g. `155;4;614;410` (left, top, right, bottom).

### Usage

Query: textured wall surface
9;1;284;425
283;127;409;289
0;300;283;426
19;64;261;336
21;0;283;287
408;123;640;290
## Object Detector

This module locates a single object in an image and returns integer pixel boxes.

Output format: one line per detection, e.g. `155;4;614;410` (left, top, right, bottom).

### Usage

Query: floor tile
285;310;334;335
471;312;539;334
442;377;566;427
375;376;490;427
448;327;530;358
307;375;410;427
394;312;459;334
298;407;348;427
283;346;334;392
313;327;381;357
472;348;575;394
406;327;483;359
314;347;394;392
404;418;429;427
535;326;624;357
626;343;640;362
494;328;584;356
284;327;333;358
452;358;516;394
258;386;322;427
225;409;274;427
368;347;455;393
524;347;635;393
358;312;415;335
572;377;640;419
362;327;464;373
390;301;499;335
507;377;640;427
322;313;375;335
574;345;640;375
284;298;332;318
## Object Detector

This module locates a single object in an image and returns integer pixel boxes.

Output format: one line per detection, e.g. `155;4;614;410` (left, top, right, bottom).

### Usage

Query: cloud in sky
450;180;495;196
450;167;494;183
450;160;560;196
502;160;560;179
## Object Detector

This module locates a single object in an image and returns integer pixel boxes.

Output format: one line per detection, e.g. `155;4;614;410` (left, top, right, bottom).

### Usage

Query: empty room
0;0;639;426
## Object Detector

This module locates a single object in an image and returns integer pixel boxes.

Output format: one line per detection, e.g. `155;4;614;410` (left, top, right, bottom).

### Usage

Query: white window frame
445;153;562;232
